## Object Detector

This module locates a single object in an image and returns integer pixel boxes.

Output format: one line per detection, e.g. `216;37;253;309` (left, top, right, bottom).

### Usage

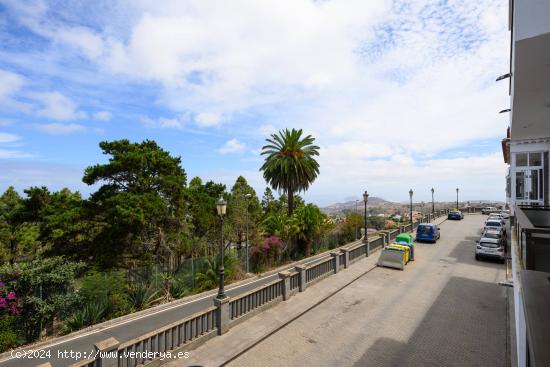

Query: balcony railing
511;204;550;367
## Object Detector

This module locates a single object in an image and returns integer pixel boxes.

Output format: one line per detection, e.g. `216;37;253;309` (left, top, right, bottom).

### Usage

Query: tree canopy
260;128;320;215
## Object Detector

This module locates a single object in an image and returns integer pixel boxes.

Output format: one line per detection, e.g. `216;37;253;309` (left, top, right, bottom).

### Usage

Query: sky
0;0;510;206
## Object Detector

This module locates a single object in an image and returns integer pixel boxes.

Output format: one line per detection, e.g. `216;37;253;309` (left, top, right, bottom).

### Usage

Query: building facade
503;0;550;208
502;2;550;367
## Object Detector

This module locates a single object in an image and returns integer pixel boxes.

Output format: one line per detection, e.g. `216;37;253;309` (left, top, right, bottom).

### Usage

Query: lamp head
216;197;227;217
363;190;369;202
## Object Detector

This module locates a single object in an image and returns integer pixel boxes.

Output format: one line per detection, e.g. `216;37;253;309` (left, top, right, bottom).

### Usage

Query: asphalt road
0;241;360;367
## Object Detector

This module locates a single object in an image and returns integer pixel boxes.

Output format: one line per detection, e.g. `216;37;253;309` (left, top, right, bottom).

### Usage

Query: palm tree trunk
305;240;311;257
288;190;294;215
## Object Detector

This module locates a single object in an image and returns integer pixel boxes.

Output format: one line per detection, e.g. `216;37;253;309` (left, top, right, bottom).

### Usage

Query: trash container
387;244;410;263
394;240;415;261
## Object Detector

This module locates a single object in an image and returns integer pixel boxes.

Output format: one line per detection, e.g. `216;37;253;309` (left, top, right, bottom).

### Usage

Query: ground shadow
354;276;508;367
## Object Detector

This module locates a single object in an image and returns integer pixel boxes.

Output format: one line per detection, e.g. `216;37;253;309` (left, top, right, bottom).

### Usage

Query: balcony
512;204;550;367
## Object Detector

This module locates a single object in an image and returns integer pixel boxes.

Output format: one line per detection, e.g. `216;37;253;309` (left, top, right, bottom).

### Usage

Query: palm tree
260;128;320;215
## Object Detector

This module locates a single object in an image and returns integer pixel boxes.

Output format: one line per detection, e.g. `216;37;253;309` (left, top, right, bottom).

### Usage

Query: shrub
63;300;110;334
78;271;131;318
0;316;17;352
127;283;161;311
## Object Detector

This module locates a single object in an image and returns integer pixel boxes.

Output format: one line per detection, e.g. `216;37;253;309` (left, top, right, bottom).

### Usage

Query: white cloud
93;111;112;121
0;69;24;101
195;112;221;127
0;133;20;143
32;91;87;121
218;138;246;154
0;0;511;203
0;149;33;159
34;123;86;135
0;119;13;127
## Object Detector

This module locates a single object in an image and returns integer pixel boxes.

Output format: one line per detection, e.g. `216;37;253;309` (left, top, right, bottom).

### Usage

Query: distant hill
322;197;391;214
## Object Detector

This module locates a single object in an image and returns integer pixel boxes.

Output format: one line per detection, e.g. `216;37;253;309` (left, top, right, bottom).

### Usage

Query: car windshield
417;225;433;234
486;221;501;227
480;241;499;248
483;233;500;239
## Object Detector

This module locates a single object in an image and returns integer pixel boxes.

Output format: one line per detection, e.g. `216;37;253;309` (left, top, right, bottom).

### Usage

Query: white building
501;2;550;367
503;0;550;208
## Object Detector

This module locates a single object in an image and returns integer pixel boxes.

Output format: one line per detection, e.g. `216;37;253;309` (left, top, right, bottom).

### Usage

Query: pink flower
8;304;18;315
0;282;5;287
0;298;6;308
6;292;16;301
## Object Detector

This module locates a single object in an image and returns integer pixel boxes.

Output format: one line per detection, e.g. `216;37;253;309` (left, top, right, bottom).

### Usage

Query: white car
487;214;505;223
482;207;498;215
499;210;510;219
484;219;506;234
475;230;505;263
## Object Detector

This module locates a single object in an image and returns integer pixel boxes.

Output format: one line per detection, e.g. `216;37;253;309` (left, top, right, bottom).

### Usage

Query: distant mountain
322;197;391;214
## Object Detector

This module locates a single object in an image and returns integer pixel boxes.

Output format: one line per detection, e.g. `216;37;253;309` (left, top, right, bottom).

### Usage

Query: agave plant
128;283;161;310
62;300;110;333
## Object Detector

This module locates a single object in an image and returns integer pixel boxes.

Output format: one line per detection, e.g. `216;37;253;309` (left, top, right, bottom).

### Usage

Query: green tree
290;203;327;256
83;139;189;268
227;176;261;246
261;187;278;215
260;128;320;215
187;177;226;257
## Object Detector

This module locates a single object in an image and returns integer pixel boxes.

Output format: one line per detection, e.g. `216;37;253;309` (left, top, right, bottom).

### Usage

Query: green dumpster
394;233;415;261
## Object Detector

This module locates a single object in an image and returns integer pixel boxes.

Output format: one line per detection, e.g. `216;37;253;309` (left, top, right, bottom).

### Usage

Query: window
516;171;525;199
516;153;527;166
480;242;499;248
529;152;542;166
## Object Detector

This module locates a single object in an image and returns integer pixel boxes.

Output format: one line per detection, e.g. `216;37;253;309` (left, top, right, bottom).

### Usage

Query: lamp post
355;199;359;240
431;188;435;215
216;197;227;299
456;188;459;209
363;191;369;244
244;193;252;274
409;189;413;225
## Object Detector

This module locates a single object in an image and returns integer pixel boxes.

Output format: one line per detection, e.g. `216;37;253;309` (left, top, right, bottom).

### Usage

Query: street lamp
431;188;435;214
409;189;413;225
216;197;227;299
363;191;369;244
244;193;252;274
456;188;459;209
355;199;359;240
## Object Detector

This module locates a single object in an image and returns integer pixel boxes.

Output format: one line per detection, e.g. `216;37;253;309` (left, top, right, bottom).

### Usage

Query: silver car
476;230;506;262
484;220;506;234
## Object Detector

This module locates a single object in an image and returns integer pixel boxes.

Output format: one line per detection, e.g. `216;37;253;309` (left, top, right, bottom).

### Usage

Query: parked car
448;210;464;220
484;219;506;234
481;229;507;246
482;207;498;215
476;230;506;262
415;223;440;243
499;210;510;219
487;214;505;222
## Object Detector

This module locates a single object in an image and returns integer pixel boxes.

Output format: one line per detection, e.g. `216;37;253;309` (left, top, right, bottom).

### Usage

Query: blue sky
0;0;510;206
